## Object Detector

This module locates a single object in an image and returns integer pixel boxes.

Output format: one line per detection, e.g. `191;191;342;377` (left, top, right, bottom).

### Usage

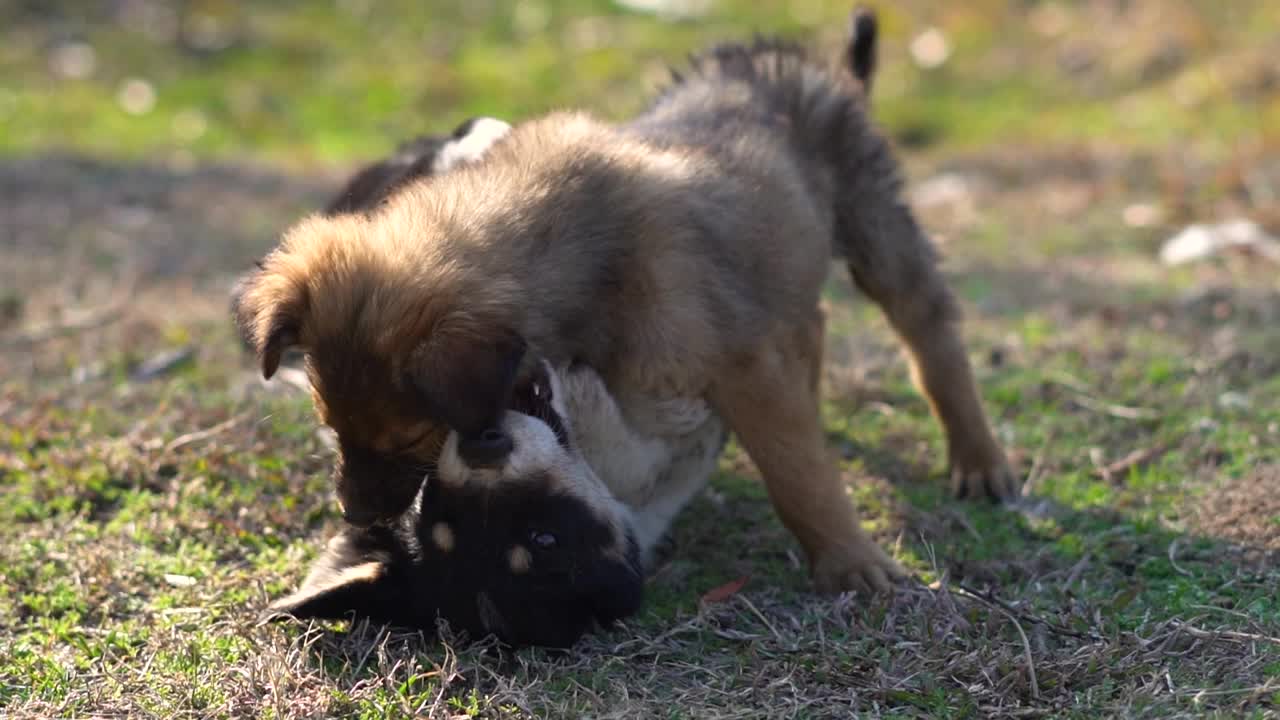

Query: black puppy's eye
531;378;549;401
529;530;557;549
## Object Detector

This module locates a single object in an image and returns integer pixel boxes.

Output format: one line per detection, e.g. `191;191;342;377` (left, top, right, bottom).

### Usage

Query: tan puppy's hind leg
710;313;904;595
898;305;1018;500
841;185;1017;501
858;266;1017;501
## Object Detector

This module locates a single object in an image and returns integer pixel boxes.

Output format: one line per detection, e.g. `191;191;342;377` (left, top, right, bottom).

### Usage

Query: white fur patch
559;364;724;564
560;368;669;504
436;432;468;486
508;545;532;574
432;117;512;174
434;362;636;555
503;412;571;483
437;410;585;488
431;522;455;552
269;560;383;613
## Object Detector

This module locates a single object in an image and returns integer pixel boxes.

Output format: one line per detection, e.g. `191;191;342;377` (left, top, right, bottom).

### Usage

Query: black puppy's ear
261;535;400;624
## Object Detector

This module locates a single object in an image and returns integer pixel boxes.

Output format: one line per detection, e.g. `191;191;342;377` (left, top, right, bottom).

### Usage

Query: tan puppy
236;8;1016;599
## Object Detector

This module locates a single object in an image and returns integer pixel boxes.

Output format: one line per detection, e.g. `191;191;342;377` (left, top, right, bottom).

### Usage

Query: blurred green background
3;0;1276;167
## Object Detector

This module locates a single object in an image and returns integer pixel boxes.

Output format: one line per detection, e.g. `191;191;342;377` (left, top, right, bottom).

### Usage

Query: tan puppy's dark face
309;328;529;526
232;258;531;525
233;117;525;526
305;353;451;528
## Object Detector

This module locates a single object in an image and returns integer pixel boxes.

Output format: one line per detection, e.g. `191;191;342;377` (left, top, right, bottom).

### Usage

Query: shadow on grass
0;152;336;295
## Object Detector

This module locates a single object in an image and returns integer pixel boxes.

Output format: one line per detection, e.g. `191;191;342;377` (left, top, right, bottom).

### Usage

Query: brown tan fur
236;9;1015;595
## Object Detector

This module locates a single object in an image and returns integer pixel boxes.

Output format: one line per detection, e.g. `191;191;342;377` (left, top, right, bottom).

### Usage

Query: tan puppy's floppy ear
231;263;307;380
410;322;527;436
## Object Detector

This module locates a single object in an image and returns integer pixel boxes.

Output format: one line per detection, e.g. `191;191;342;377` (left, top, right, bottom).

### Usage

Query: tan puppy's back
282;107;836;414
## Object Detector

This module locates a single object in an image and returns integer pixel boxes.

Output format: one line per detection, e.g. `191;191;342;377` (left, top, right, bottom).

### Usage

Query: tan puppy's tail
846;6;878;96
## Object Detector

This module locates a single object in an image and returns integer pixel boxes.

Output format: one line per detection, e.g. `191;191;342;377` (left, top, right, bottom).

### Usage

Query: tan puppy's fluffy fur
236;10;1016;595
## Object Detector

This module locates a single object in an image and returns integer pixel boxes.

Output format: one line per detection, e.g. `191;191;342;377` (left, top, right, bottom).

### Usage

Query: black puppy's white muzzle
456;427;514;469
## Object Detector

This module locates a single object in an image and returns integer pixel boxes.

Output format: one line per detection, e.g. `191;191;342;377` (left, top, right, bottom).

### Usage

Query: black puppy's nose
458;427;513;468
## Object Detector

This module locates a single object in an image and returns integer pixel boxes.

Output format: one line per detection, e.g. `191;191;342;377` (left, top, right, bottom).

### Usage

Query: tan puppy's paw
810;535;907;596
949;442;1020;501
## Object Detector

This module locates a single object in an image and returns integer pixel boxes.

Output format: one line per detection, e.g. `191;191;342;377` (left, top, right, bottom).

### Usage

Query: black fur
267;473;643;649
322;135;447;216
848;5;878;91
323;116;504;216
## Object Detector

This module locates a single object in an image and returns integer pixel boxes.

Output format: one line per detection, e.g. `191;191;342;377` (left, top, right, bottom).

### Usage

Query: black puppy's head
266;361;644;648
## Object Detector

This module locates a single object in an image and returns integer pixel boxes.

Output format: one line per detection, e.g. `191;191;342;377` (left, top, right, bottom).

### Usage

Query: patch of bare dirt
1187;464;1280;559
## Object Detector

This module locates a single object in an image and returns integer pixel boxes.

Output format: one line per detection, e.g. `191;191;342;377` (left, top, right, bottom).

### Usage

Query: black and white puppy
268;360;726;648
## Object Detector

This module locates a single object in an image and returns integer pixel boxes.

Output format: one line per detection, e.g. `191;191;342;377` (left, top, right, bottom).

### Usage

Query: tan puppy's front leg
709;318;905;595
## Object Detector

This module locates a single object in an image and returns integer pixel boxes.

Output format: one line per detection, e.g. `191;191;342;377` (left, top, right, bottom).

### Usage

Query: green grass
4;1;1278;166
3;1;1280;718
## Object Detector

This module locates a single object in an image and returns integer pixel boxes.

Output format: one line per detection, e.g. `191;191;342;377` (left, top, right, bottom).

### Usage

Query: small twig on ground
950;581;1037;699
1006;609;1040;700
1022;430;1054;496
130;345;196;382
1046;374;1158;421
1068;392;1159;421
1169;619;1280;647
1182;680;1280;700
976;707;1052;718
609;614;708;661
954;582;1106;643
163;412;250;454
737;594;787;648
1186;604;1252;621
1046;371;1090;394
1094;441;1173;481
350;623;386;678
1167;539;1193;577
1063;553;1092;590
